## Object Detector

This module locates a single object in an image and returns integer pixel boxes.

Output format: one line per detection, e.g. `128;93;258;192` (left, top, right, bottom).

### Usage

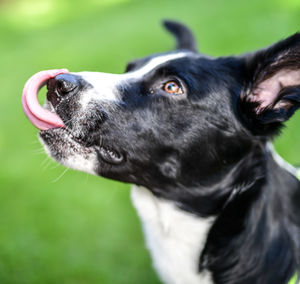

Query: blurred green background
1;0;300;283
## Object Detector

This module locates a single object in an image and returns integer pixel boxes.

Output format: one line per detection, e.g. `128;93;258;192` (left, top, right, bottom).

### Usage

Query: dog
22;20;300;284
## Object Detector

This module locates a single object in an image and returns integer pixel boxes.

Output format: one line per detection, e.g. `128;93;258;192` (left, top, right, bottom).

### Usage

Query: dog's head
27;21;300;214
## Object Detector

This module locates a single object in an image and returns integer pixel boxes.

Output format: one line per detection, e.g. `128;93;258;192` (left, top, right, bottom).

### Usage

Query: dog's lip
40;127;88;146
22;69;69;130
40;127;124;165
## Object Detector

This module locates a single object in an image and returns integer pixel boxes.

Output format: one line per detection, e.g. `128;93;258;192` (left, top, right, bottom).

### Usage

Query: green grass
0;0;300;283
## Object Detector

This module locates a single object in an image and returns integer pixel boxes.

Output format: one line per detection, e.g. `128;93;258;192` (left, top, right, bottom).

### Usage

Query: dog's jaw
39;128;99;175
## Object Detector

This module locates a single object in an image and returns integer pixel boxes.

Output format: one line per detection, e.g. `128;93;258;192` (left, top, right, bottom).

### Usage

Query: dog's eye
163;81;183;95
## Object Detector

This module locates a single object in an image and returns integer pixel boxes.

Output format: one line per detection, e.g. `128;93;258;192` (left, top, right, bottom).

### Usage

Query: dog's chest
131;186;214;284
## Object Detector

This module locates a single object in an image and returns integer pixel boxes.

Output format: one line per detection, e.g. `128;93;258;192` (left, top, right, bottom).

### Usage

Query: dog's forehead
75;52;191;87
125;52;188;77
125;51;190;74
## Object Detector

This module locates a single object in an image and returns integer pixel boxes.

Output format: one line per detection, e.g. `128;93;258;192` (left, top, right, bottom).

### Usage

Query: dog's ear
239;33;300;135
163;20;198;53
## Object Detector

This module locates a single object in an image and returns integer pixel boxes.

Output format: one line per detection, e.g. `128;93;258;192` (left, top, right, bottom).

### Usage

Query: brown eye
163;81;183;95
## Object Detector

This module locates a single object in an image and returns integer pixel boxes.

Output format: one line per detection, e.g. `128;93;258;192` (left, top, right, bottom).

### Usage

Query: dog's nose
47;74;79;107
53;74;79;96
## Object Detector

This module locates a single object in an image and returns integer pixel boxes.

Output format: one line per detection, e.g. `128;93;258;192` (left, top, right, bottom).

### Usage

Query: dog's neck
131;185;215;284
200;149;300;284
131;144;300;284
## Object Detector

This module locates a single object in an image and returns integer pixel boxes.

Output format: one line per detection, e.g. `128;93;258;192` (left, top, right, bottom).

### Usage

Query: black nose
53;74;79;95
47;74;79;107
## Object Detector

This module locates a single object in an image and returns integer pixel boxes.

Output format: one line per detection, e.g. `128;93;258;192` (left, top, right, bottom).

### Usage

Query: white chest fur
131;186;215;284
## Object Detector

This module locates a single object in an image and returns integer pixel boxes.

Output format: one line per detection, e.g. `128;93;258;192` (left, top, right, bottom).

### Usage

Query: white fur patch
76;72;122;108
39;132;98;176
131;186;214;284
63;151;97;175
127;52;187;78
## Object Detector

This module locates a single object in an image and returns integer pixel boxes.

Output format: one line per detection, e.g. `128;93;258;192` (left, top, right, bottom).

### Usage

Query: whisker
41;157;53;171
32;147;46;155
50;163;62;170
51;168;69;183
63;117;77;125
29;140;41;145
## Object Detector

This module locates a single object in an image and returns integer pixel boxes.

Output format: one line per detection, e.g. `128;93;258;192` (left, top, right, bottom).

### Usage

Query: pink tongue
22;69;69;130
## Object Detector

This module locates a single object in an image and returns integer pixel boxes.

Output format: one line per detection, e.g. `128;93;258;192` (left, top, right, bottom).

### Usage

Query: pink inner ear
252;69;300;110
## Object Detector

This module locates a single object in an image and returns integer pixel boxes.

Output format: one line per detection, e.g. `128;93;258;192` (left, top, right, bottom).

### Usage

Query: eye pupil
163;81;182;94
167;83;176;90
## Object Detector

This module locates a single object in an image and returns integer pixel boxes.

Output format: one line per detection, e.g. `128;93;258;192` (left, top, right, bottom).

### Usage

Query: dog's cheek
159;157;180;179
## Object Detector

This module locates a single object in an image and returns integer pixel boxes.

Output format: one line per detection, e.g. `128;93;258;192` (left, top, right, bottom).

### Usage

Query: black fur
40;21;300;284
163;20;198;52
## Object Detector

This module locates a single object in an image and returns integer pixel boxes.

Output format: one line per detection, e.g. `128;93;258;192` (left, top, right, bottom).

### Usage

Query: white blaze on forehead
126;52;187;78
75;72;121;108
76;52;187;108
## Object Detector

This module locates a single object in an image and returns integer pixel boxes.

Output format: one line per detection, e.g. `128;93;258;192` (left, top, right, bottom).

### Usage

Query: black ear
163;20;198;52
240;33;300;135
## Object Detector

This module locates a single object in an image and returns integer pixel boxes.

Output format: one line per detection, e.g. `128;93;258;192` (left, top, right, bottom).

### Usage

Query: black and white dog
32;21;300;283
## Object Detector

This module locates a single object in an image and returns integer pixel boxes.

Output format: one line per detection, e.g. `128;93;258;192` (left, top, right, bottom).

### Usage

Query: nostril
56;79;77;96
55;74;79;96
47;74;79;107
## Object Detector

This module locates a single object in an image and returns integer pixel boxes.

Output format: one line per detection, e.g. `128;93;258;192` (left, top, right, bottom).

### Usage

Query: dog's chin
39;127;125;175
39;128;99;175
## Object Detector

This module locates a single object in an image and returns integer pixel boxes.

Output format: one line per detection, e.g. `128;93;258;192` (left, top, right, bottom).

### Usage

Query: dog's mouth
22;69;68;130
22;69;124;166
